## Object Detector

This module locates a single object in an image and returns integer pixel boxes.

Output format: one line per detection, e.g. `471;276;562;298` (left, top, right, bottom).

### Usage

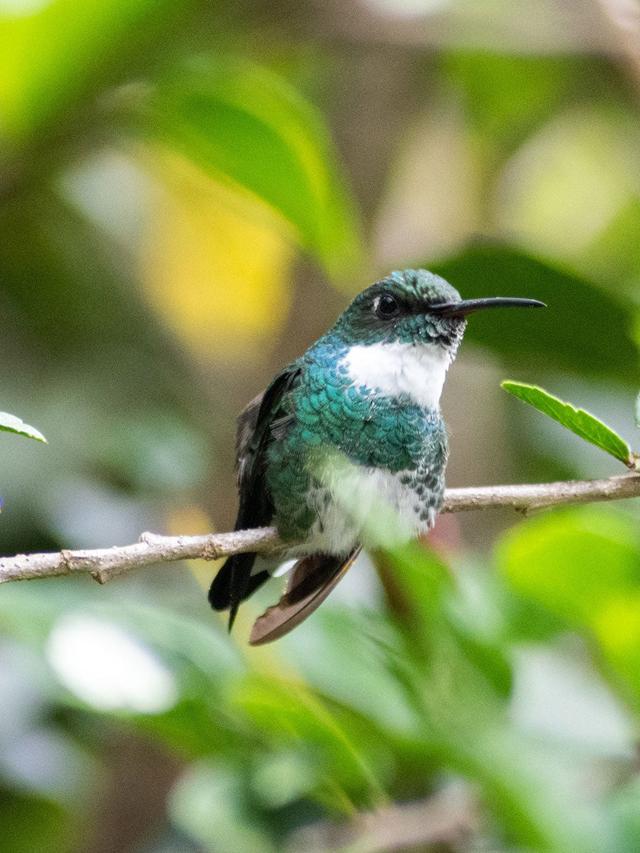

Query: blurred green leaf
139;59;363;279
250;750;316;809
432;244;639;383
445;53;576;164
608;775;640;852
496;508;640;711
0;0;183;146
501;380;633;466
0;790;73;853
381;546;515;697
378;546;602;852
0;194;183;361
94;411;208;493
583;200;640;287
0;412;46;444
497;509;640;631
231;674;385;811
285;608;426;738
169;762;276;853
383;542;452;626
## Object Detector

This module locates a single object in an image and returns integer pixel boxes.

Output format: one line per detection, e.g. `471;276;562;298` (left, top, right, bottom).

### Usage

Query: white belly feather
302;465;435;556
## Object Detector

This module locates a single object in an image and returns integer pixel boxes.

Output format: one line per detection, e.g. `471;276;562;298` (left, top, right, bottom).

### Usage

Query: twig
285;783;476;852
596;0;640;90
0;527;281;586
442;472;640;513
1;474;639;586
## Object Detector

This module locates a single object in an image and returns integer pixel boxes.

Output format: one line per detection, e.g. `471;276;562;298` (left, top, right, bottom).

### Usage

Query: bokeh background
1;0;640;850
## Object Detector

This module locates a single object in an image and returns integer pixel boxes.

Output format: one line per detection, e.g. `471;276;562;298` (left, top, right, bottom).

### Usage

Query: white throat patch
342;341;451;409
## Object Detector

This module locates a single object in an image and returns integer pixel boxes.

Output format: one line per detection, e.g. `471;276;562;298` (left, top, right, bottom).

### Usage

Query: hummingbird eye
374;293;400;320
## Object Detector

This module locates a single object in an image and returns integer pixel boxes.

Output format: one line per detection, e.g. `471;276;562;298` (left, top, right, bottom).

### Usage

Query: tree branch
596;0;640;91
285;783;476;852
441;472;640;513
1;473;639;586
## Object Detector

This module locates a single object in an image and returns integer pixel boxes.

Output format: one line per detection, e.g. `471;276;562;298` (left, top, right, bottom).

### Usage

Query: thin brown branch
442;472;640;513
595;0;640;90
1;474;639;586
285;783;476;852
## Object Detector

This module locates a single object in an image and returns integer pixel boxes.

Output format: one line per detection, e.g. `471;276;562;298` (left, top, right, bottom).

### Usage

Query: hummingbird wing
234;362;301;530
209;364;302;627
249;548;362;645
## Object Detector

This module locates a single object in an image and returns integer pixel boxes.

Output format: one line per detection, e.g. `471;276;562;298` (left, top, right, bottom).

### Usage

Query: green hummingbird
209;269;544;644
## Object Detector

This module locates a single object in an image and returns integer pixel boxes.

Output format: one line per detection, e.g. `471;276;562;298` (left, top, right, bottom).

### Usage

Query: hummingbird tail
208;553;269;629
249;548;361;646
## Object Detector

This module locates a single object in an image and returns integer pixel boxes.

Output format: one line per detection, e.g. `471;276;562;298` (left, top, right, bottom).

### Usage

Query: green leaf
0;412;46;443
501;380;632;466
138;59;363;280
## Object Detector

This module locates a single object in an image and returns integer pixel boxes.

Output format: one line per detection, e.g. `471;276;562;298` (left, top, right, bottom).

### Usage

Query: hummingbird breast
342;340;452;410
265;341;449;554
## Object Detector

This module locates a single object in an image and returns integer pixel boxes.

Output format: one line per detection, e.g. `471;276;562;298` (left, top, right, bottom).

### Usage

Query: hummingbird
209;269;544;644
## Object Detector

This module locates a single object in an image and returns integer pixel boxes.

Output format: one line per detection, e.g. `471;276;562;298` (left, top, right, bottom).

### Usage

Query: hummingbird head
334;268;544;356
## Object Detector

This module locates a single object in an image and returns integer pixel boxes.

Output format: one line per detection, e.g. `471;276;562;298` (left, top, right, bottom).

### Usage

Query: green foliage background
0;1;639;851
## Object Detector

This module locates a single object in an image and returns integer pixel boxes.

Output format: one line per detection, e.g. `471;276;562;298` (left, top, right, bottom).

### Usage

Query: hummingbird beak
430;297;546;318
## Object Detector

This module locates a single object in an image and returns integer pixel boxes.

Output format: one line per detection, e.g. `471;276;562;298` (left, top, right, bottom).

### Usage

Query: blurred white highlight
0;0;52;16
46;614;178;714
361;0;450;18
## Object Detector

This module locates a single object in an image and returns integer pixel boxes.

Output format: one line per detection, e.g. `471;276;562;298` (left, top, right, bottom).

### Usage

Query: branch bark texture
596;0;640;90
1;474;639;586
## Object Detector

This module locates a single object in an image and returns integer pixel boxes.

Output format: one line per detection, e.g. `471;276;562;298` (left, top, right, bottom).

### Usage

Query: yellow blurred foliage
593;594;640;689
140;151;295;362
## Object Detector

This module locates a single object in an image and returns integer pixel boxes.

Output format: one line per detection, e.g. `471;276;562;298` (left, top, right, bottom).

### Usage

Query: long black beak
431;297;546;318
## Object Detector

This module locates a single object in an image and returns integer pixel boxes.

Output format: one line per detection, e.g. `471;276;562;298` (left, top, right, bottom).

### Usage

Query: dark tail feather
249;548;361;646
208;553;269;630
